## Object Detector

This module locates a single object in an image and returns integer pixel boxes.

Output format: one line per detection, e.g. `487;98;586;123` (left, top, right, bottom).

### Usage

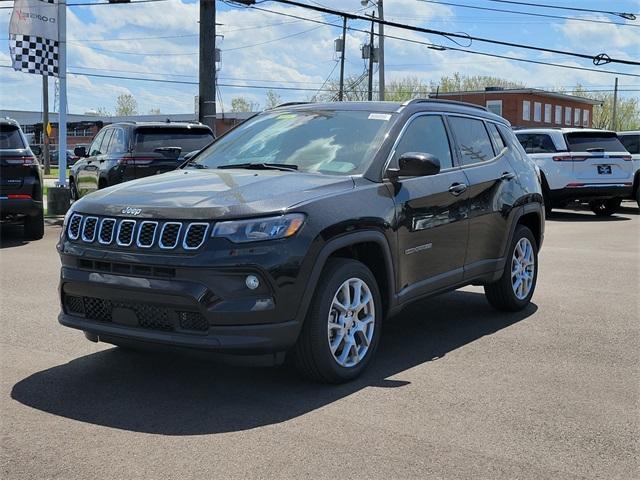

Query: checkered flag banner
9;0;59;77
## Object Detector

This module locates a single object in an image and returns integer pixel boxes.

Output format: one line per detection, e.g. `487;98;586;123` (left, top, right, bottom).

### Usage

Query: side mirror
31;145;42;156
74;146;87;157
183;150;199;162
387;152;441;179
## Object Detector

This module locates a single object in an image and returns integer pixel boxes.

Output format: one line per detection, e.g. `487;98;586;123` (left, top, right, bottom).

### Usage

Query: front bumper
550;184;632;202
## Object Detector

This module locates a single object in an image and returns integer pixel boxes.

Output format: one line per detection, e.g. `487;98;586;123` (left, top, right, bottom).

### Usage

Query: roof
432;88;602;106
1;117;20;126
515;127;614;134
109;121;212;130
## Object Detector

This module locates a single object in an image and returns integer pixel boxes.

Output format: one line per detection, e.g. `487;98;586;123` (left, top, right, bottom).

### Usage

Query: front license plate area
597;165;612;174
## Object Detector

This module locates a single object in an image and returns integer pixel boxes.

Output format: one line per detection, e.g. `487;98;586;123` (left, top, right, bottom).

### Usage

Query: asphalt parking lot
1;205;638;480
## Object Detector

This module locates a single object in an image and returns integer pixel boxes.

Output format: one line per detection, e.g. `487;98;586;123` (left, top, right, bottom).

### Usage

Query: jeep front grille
67;214;210;252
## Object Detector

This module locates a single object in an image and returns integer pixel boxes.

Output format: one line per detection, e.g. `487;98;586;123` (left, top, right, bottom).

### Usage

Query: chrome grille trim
81;216;99;243
159;222;183;249
68;213;83;240
136;221;158;248
183;222;209;250
116;219;137;247
98;218;116;245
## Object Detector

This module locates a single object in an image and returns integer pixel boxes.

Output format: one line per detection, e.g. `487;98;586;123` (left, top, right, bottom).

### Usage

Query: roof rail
402;98;488;112
270;101;310;109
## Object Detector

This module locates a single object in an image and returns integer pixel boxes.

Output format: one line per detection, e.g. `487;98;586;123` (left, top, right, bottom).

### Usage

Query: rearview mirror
74;146;87;157
387;152;441;179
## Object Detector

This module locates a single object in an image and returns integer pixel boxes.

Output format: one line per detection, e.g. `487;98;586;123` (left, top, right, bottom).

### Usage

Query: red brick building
431;88;602;128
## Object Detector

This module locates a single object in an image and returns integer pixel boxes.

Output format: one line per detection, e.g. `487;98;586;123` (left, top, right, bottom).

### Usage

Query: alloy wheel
511;237;535;300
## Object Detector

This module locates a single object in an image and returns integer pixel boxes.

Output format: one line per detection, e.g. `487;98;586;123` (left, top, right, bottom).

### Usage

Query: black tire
636;188;639;209
24;208;44;240
484;225;538;312
292;258;382;383
543;189;553;217
589;198;622;217
69;178;79;201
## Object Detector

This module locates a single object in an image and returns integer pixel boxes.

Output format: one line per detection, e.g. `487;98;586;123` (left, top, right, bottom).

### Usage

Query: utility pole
42;76;50;175
612;77;619;131
338;16;347;101
199;0;217;135
367;13;375;101
377;0;385;101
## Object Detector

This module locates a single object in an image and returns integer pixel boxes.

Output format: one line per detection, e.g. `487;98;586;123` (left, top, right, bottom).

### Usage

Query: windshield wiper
217;162;299;172
183;160;208;169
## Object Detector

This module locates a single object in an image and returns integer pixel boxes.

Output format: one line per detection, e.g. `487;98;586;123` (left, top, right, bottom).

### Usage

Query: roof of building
431;88;602;106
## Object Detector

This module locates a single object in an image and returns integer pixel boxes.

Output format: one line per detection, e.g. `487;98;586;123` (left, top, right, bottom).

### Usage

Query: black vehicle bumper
58;265;304;354
0;198;42;218
550;184;633;202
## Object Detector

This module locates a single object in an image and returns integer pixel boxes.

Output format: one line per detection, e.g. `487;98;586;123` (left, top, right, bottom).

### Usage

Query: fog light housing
245;275;260;290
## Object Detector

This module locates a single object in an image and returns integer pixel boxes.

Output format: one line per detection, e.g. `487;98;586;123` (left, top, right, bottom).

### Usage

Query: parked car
69;122;214;200
515;128;633;216
48;149;79;167
617;131;640;207
0;118;44;239
58;100;544;383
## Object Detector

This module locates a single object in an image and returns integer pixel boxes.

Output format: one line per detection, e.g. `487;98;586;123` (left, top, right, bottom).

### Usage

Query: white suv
617;131;640;207
515;128;633;216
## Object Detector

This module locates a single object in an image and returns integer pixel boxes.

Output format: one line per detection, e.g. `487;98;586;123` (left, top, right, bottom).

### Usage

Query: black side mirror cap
388;152;441;179
74;146;87;157
30;145;42;156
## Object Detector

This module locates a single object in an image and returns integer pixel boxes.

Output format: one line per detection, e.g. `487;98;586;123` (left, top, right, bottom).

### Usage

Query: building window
534;102;542;122
555;105;562;124
522;100;531;121
565;107;572;125
544;104;552;123
583;110;590;127
574;108;581;126
486;100;503;117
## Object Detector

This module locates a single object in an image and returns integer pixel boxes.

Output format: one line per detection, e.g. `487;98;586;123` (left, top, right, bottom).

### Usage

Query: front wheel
484;225;538;312
69;178;79;201
292;258;382;383
589;198;622;216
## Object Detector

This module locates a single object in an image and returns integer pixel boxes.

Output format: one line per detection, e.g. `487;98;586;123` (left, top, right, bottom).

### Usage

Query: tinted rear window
134;128;213;155
0;125;25;149
564;132;626;152
448;116;495;165
516;133;557;154
619;134;639;154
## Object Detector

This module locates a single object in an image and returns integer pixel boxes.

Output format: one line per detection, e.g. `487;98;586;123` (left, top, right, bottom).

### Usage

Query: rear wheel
292;258;382;383
589;198;622;216
484;225;538;312
636;188;639;209
24;208;44;240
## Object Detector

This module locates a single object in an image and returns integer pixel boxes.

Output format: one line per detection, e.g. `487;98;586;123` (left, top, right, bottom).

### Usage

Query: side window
448;116;495;166
106;128;126;154
391;115;453;170
516;133;557;154
101;129;115;155
620;134;639;155
89;130;107;156
486;123;506;153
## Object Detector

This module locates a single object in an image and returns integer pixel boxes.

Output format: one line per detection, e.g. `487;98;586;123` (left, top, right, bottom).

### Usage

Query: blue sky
1;0;638;114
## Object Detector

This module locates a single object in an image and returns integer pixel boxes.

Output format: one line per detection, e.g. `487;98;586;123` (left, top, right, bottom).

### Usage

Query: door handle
500;171;516;181
448;183;467;196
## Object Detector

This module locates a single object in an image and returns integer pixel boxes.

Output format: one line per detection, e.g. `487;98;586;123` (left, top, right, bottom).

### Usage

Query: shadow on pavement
547;210;632;222
0;224;29;249
12;290;537;436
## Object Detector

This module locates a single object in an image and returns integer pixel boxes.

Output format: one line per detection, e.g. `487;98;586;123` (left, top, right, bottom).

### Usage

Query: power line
485;0;638;20
264;0;640;66
418;0;639;27
0;0;167;8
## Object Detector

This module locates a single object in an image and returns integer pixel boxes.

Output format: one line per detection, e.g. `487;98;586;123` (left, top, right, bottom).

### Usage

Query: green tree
384;77;430;101
572;86;640;130
115;94;138;116
265;90;282;109
231;96;253;112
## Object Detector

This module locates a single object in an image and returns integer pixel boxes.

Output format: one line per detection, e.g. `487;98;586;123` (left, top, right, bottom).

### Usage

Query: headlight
211;213;305;243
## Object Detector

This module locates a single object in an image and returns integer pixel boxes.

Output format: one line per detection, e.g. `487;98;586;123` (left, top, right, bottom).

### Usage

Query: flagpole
57;0;67;187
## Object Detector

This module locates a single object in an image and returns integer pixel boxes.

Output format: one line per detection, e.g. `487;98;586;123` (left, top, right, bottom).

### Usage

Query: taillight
552;155;587;162
7;194;32;199
621;155;633;161
117;156;154;165
3;156;38;165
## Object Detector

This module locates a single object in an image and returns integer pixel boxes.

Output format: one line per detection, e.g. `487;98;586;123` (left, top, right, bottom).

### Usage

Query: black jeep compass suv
58;100;544;383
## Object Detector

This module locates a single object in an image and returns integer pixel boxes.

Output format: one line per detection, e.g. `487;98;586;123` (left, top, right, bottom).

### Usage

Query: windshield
564;132;626;152
191;109;395;175
134;127;213;155
0;125;25;149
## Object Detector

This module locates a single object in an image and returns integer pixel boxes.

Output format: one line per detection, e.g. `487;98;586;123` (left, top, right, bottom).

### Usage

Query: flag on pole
9;0;59;77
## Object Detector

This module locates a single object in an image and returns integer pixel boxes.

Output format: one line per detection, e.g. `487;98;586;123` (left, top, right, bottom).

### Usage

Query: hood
73;168;355;219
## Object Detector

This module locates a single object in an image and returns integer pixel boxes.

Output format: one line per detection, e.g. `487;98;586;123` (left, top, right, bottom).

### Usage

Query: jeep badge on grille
121;207;142;216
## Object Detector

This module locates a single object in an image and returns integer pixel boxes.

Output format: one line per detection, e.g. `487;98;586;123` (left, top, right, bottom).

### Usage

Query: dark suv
0;118;44;239
58;100;544;383
70;121;214;199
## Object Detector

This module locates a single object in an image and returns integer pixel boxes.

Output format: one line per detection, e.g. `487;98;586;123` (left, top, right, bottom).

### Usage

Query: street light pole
377;0;385;100
367;13;375;101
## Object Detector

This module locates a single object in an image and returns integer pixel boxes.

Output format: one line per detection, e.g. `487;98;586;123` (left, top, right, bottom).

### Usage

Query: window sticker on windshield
368;113;391;121
276;113;297;120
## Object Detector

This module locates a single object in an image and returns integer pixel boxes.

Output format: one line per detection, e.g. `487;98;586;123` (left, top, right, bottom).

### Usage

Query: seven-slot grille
67;214;210;251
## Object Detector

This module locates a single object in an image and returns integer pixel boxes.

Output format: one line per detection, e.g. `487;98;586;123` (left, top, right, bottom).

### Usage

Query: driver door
388;114;470;301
